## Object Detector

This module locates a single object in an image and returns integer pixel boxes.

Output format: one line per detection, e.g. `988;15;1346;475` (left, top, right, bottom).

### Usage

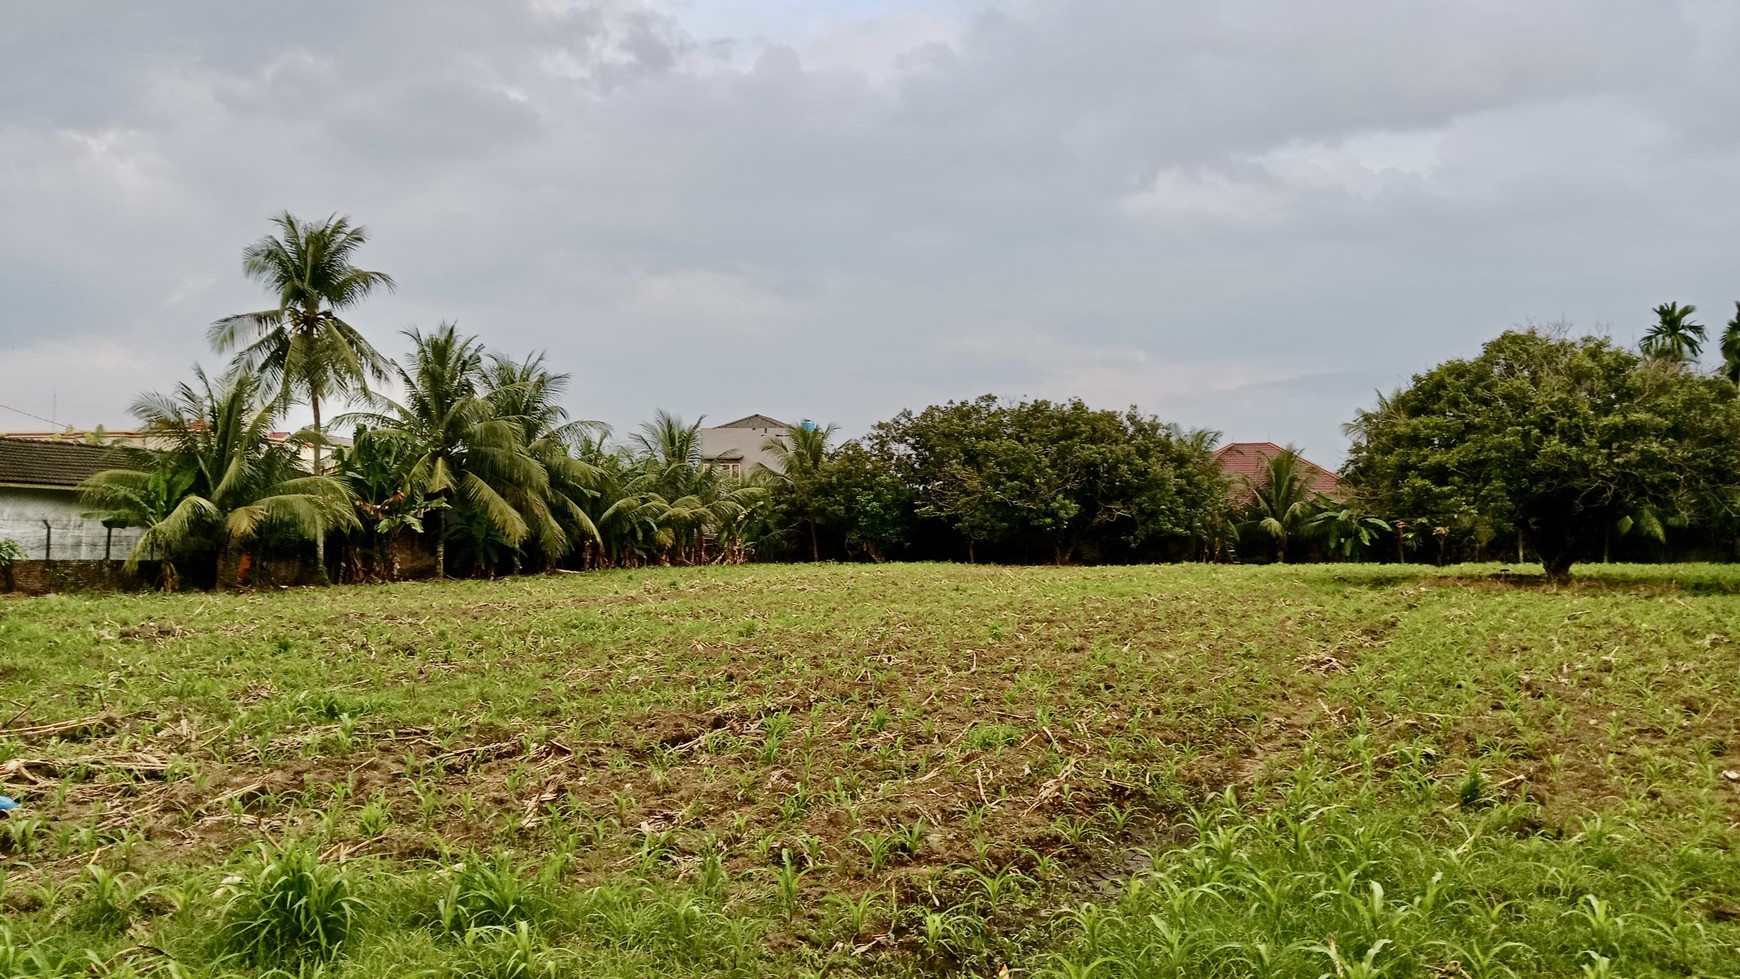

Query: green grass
1;562;1737;977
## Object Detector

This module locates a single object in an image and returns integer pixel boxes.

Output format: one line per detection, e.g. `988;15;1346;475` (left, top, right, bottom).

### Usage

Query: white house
698;414;796;476
0;437;143;561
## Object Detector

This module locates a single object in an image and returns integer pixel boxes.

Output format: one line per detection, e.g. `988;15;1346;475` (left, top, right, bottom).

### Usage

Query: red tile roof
1212;442;1345;501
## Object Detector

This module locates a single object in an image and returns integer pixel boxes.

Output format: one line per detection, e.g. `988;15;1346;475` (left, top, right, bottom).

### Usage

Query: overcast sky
4;1;1739;463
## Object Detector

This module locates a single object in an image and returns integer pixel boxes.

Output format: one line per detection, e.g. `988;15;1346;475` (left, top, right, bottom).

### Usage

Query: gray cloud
3;0;1737;463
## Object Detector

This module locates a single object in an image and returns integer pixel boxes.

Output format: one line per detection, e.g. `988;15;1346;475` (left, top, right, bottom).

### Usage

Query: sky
4;0;1739;464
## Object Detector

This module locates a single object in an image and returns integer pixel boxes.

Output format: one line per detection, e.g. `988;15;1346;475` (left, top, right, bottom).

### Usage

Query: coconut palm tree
343;324;548;578
1721;302;1740;387
759;422;838;560
80;367;357;589
1236;446;1328;563
332;426;442;580
1343;389;1398;444
631;411;707;488
1307;503;1392;559
627;412;763;563
208;212;395;578
484;352;605;565
79;466;195;589
1639;301;1706;363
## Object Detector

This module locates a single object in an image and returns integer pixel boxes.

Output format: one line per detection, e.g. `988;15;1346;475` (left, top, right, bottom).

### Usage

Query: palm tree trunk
434;509;446;580
810;520;819;562
309;391;328;583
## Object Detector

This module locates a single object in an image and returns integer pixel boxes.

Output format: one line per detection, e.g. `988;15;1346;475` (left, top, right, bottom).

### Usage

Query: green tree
627;412;763;564
810;442;912;562
1344;329;1740;581
871;396;1224;563
484;353;604;567
1721;302;1740;386
344;325;548;579
1235;447;1328;563
80;368;357;589
0;537;26;592
1639;301;1705;363
331;427;441;580
1307;503;1392;560
576;448;666;568
759;422;840;561
208;212;395;578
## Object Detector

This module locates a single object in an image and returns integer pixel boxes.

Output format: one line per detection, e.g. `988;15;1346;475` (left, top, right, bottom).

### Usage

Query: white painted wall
0;487;143;560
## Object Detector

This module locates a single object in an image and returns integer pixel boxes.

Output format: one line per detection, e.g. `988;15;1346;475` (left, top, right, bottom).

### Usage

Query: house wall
699;427;788;474
0;486;144;561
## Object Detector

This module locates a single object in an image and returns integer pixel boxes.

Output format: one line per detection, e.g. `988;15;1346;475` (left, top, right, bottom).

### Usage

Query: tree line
55;213;1740;588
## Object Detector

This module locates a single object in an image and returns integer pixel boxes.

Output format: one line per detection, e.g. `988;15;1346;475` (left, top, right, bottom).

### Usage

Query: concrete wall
3;559;141;595
0;486;143;561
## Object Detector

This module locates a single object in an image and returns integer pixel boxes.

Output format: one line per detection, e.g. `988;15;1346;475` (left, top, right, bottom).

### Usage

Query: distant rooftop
0;437;130;489
1213;442;1345;500
711;414;791;430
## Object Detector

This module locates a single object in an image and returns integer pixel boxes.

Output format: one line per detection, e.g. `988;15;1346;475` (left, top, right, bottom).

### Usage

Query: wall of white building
0;487;143;561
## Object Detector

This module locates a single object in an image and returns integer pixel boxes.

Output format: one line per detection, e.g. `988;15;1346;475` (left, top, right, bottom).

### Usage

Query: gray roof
0;437;130;489
712;413;790;430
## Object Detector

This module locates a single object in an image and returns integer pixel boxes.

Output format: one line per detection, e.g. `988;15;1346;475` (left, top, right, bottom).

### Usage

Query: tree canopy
867;396;1225;563
1344;329;1740;580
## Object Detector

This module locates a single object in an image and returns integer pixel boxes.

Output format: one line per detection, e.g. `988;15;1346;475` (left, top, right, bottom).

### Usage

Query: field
2;563;1738;978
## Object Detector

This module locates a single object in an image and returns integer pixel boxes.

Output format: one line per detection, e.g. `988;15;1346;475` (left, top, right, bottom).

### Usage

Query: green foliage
1308;503;1392;559
78;368;358;587
1234;445;1328;563
869;395;1226;562
1345;329;1740;579
343;324;553;578
436;855;546;935
214;840;364;968
208;211;395;465
622;412;764;565
1639;301;1705;363
0;538;24;566
807;441;913;561
1721;301;1740;386
756;422;839;561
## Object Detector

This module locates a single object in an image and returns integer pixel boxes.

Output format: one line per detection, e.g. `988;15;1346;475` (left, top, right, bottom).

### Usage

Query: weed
214;840;363;968
963;723;1021;751
437;855;543;935
1458;765;1487;809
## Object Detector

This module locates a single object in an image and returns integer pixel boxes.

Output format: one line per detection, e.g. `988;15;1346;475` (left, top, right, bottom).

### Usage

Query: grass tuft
214;840;364;968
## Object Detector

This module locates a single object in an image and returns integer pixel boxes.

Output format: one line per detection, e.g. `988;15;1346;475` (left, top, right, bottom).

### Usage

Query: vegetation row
7;214;1740;588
